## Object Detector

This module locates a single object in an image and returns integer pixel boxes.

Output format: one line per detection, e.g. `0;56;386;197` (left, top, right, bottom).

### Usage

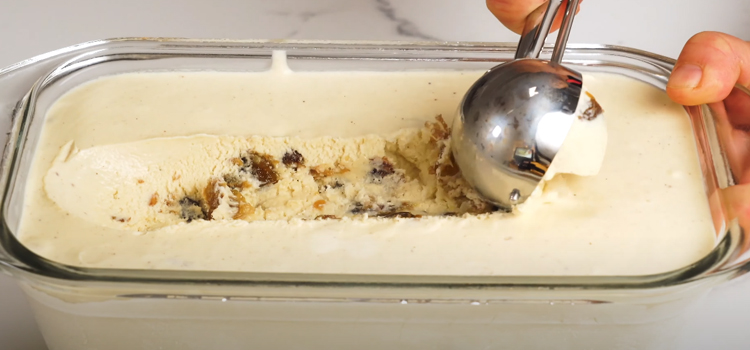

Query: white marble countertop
1;0;749;349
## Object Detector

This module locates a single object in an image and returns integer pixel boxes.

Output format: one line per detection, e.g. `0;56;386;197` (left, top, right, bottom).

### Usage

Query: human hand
667;32;750;182
487;2;750;230
486;1;748;106
667;32;750;107
486;0;582;35
670;32;750;231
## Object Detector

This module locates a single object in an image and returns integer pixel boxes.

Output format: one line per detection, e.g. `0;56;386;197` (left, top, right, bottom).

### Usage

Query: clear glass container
0;38;747;350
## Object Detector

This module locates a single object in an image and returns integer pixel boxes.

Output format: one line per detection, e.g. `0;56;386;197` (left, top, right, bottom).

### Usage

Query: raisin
350;202;367;214
581;91;604;121
282;149;305;170
234;203;255;220
370;157;395;178
242;151;279;186
223;174;251;191
202;179;223;220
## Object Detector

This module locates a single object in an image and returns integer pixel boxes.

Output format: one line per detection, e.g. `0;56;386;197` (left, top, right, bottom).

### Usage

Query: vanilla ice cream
16;54;715;276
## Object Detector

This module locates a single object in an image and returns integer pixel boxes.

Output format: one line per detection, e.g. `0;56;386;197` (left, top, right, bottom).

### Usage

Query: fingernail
670;64;703;89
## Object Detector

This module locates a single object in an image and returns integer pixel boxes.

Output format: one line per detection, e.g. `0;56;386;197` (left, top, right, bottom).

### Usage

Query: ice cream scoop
451;0;584;210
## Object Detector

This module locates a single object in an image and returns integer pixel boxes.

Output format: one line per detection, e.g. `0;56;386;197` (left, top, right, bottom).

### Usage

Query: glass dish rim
0;37;744;293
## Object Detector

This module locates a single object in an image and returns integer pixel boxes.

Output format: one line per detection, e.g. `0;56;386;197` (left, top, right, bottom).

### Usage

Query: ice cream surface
16;55;716;276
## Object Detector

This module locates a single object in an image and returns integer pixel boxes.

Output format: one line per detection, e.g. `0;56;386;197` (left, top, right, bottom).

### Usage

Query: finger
487;0;582;35
549;0;583;34
724;89;750;177
667;32;750;106
724;86;750;128
712;103;750;184
487;0;548;34
721;185;750;251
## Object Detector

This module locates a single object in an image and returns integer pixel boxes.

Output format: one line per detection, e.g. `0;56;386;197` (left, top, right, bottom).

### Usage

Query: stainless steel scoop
451;0;583;210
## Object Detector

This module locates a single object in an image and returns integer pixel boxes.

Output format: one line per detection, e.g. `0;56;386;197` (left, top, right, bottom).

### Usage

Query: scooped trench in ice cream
45;116;495;232
44;87;604;233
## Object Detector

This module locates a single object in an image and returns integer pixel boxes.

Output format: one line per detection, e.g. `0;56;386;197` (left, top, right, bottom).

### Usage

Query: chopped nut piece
110;216;131;223
309;163;350;181
149;192;159;206
428;115;451;142
313;199;326;210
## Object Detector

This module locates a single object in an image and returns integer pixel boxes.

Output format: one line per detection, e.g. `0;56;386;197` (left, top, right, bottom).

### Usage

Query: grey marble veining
374;0;440;40
1;0;747;69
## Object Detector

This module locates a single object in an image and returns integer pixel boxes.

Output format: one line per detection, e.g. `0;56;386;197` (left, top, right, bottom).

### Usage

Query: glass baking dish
0;38;748;350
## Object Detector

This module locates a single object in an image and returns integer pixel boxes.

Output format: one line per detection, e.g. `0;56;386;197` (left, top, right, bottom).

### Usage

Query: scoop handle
550;0;581;64
514;0;563;59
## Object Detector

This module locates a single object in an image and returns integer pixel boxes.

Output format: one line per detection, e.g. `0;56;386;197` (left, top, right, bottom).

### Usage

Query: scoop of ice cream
545;90;607;179
518;88;606;212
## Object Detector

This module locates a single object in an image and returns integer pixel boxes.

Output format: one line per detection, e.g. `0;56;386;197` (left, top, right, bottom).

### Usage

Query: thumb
667;32;750;106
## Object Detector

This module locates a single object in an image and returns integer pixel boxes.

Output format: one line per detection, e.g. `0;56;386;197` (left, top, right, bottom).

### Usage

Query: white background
0;0;749;349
